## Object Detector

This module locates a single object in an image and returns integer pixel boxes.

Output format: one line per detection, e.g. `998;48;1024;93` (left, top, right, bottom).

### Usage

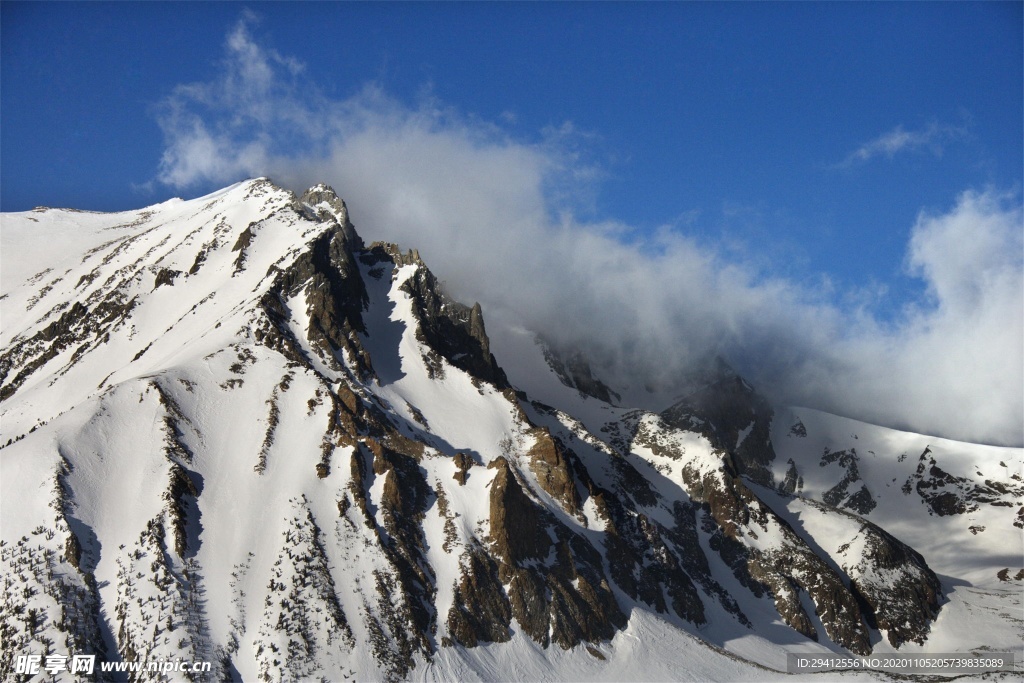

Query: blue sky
2;2;1022;443
3;3;1020;298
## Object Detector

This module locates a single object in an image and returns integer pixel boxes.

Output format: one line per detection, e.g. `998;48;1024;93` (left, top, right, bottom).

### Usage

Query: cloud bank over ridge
155;16;1023;446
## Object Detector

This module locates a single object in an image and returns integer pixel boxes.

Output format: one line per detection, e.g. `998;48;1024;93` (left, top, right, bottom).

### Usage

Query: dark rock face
681;458;875;655
841;520;941;648
394;252;509;389
598;488;708;625
483;457;626;650
779;458;802;494
231;224;255;273
452;452;474;485
153;268;182;289
352;240;509;389
295;184;358;240
1;180;960;678
549;419;732;630
446;547;512;646
903;447;1024;517
164;464;199;558
526;428;583;516
0;290;138;401
683;439;942;653
278;225;371;376
820;448;877;514
541;343;620;404
488;457;553;565
364;439;435;660
661;373;777;487
844;486;876;515
250;192;378;383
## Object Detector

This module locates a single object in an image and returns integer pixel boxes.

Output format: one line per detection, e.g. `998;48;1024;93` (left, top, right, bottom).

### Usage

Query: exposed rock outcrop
541;343;620;404
820;448;877;515
842;520;941;647
661;373;777;486
681;455;875;655
483;457;626;649
903;446;1024;516
0;179;969;680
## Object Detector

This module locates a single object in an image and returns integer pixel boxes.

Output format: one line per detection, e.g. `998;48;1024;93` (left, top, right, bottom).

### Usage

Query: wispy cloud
838;121;968;168
153;16;1023;446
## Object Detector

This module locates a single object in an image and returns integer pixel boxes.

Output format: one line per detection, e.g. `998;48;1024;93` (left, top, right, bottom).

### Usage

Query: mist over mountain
1;179;1020;681
149;16;1023;447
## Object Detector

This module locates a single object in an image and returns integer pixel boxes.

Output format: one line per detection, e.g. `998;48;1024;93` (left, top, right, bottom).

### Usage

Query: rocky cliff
1;179;1019;681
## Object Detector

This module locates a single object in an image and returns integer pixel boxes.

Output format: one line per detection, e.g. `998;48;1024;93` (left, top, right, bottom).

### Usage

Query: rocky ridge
0;179;1018;681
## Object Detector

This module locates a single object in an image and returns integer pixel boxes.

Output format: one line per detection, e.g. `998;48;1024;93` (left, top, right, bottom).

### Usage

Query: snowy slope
768;407;1024;659
2;179;1020;682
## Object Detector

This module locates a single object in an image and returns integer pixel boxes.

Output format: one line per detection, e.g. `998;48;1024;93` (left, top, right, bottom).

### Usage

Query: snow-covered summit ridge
1;179;1021;681
295;182;353;228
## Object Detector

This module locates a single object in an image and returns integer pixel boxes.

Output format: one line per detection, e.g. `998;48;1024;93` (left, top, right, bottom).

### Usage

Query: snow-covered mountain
1;179;1021;681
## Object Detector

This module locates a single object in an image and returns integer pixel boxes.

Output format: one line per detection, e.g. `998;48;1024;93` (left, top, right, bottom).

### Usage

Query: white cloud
774;190;1023;445
839;121;968;167
154;18;1024;446
155;14;325;189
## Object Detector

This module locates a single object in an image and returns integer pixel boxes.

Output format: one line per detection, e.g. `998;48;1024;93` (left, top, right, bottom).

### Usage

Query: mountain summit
2;179;1021;681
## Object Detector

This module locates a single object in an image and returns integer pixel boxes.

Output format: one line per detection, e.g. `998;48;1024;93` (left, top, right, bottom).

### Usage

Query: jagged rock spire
295;183;362;247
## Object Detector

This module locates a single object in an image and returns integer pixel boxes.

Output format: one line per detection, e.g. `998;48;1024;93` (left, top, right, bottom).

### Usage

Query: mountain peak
1;181;1020;681
297;182;351;226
